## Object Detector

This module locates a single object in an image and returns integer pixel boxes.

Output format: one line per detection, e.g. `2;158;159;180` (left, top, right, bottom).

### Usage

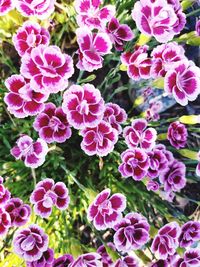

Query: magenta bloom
151;222;181;260
173;249;200;267
123;119;157;151
103;103;127;134
53;254;74;267
26;248;54;267
11;135;48;168
147;149;168;179
97;243;115;267
4;75;49;118
146;101;163;122
155;144;174;164
30;178;70;218
16;0;55;19
167;121;188;149
62;84;105;130
80;121;118;157
196;20;200;36
13;224;49;262
33;103;72;144
114;256;139;267
0;207;11;236
70;253;102;267
75;0;115;30
5;198;31;227
13;21;50;57
20;45;74;94
113;212;150;252
147;180;160;192
0;0;14;15
76;27;112;72
119;148;149;180
87;188;126;230
106;17;134;51
121;46;152;81
179;221;200;248
196;151;200;177
0;177;11;207
150;260;168;267
132;0;185;43
165;61;200;106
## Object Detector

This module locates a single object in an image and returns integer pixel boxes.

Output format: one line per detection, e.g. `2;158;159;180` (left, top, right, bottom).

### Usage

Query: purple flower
151;222;181;260
179;221;200;248
150;260;169;267
118;148;149;180
13;224;49;262
123;119;157;151
0;0;14;15
5;198;31;227
13;21;50;57
113;212;150;252
33;103;72;144
20;45;74;94
0;177;11;206
114;256;139;267
62;84;105;130
4;75;49;118
196;151;200;177
147;148;168;179
103;103;127;134
154;144;174;164
196;20;200;36
147;180;160;192
97;243;115;267
76;27;112;72
0;207;11;236
16;0;55;19
165;61;200;106
173;249;200;267
26;248;54;267
159;159;186;193
11;135;48;168
30;178;70;218
146;101;163;122
87;188;126;230
53;254;74;267
80;121;118;157
106;17;134;51
70;253;102;267
167;122;188;149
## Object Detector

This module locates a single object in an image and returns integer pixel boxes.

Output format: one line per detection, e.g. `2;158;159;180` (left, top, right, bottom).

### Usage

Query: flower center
77;100;89;115
96;132;104;146
99;200;112;215
43;191;57;208
21;235;36;251
128;158;138;168
49;116;62;130
27;33;37;47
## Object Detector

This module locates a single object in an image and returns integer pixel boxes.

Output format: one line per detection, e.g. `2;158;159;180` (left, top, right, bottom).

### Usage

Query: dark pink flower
26;248;54;267
20;45;74;94
13;21;50;57
119;148;149;180
150;259;169;267
16;0;55;19
146;101;163;122
0;176;11;206
53;254;74;267
132;0;186;43
11;135;48;168
114;256;139;267
76;27;112;72
147;180;160;192
103;103;127;134
113;212;150;252
30;178;70;218
80;121;118;157
62;84;105;130
106;17;134;51
147;149;168;179
13;224;49;262
0;0;14;15
5;198;31;227
196;151;200;177
75;0;115;30
151;222;181;260
173;249;200;267
179;221;200;248
0;207;11;236
87;188;126;230
164;61;200;106
196;20;200;36
33;103;72;144
154;144;174;164
97;243;115;267
123;119;157;151
167;121;188;149
70;253;102;267
4;75;49;118
121;46;152;80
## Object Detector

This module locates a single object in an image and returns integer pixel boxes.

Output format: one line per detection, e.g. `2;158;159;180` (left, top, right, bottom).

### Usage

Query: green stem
186;8;200;17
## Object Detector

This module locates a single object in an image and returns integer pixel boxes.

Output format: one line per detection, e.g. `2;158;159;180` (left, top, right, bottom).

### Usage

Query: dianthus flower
0;0;14;15
0;207;11;236
97;243;115;267
114;256;139;267
53;254;74;267
167;121;188;149
173;249;200;267
179;221;200;248
70;253;102;267
0;177;11;206
26;248;54;267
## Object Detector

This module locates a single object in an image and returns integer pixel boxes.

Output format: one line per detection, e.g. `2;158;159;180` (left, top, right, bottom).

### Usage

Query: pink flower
87;188;126;230
103;103;127;134
62;84;105;130
147;148;168;179
164;61;200;106
0;177;11;206
80;121;118;157
16;0;55;19
11;135;48;168
97;243;115;267
0;0;14;15
179;221;200;248
76;27;112;72
173;249;200;267
13;21;50;57
113;212;150;252
13;224;49;262
123;119;157;151
70;253;102;267
132;0;186;43
196;20;200;36
154;144;174;164
147;180;160;192
167;121;188;149
4;75;49;118
30;178;70;218
26;248;54;267
119;148;149;180
53;254;74;267
121;46;152;80
150;259;168;267
196;151;200;177
151;222;181;260
20;45;74;94
146;101;163;122
0;207;11;236
106;17;134;51
114;256;139;267
75;0;115;30
5;198;31;227
33;103;72;144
